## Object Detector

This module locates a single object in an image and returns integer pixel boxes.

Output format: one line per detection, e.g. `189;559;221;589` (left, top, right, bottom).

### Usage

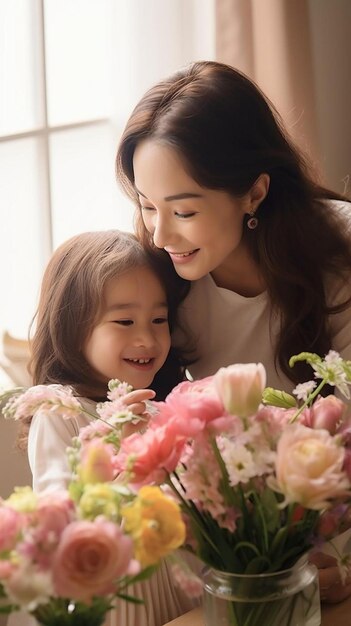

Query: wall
308;0;351;193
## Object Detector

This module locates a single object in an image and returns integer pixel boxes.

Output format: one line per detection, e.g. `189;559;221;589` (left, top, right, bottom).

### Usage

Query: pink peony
52;518;136;603
116;424;186;486
272;424;350;510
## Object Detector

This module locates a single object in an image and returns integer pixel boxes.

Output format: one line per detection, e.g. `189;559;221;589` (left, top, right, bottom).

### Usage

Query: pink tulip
308;395;346;434
214;363;266;418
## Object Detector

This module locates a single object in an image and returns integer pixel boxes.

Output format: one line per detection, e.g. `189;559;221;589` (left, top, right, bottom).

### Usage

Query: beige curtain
215;0;351;194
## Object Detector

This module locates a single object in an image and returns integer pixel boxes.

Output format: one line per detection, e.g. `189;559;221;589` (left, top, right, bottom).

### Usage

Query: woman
116;60;351;604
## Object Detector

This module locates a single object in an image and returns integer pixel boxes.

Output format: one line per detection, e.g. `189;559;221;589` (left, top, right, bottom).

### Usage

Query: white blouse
175;200;351;395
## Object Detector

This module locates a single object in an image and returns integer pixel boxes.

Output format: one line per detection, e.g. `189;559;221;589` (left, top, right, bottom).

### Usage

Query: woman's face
133;140;252;283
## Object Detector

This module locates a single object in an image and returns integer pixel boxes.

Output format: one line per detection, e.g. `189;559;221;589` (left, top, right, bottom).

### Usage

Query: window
0;0;215;339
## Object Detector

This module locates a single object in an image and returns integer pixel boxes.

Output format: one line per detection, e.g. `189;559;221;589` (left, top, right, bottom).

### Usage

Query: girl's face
83;266;171;390
133;140;252;284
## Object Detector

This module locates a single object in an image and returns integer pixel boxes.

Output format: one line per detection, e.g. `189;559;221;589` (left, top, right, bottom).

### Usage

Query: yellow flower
78;440;115;485
78;483;121;521
5;486;37;513
121;486;185;566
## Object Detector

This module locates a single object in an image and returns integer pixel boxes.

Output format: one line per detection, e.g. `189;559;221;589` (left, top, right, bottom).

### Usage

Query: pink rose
116;424;186;486
37;491;74;534
273;424;350;510
0;505;23;551
214;363;266;418
52;518;136;603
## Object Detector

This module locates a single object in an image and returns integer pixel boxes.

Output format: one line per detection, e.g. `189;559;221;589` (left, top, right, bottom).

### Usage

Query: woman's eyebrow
135;187;203;202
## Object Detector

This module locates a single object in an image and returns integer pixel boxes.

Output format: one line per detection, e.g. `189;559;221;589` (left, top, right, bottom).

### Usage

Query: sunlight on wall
0;0;215;342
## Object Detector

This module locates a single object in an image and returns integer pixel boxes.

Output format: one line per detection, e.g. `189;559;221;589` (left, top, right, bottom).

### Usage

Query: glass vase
202;560;321;626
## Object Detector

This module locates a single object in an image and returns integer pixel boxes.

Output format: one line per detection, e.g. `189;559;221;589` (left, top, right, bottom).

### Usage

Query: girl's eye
153;317;168;325
114;320;133;326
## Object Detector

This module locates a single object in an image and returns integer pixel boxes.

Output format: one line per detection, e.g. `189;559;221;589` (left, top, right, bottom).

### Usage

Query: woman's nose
152;214;173;249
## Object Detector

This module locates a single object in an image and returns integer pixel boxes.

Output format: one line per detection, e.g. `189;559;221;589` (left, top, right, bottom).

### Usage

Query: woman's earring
247;210;258;230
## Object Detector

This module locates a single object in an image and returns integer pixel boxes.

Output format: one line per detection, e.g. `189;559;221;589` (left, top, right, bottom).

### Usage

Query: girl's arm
28;408;85;493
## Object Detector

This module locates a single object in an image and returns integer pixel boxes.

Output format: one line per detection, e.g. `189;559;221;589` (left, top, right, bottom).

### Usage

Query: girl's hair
17;230;190;449
116;60;351;385
29;230;190;399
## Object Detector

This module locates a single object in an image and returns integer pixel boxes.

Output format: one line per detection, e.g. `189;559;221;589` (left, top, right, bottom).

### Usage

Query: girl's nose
133;327;155;348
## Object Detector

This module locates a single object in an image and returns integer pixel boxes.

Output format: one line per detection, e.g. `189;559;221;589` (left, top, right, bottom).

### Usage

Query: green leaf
244;556;271;575
118;565;158;590
289;352;321;369
262;388;297;409
115;593;145;605
259;488;280;533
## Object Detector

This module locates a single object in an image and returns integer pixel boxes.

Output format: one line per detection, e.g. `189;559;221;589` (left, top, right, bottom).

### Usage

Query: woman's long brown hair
116;60;351;385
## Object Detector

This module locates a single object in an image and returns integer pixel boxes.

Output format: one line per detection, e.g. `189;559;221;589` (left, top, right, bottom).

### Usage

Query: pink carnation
151;377;226;438
116;424;186;486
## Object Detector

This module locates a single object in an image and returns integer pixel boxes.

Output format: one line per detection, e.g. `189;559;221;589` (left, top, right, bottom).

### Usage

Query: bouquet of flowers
0;382;186;625
111;351;351;625
3;351;351;625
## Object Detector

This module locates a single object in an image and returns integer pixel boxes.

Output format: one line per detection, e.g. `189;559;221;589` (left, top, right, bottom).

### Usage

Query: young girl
14;229;198;626
116;60;351;603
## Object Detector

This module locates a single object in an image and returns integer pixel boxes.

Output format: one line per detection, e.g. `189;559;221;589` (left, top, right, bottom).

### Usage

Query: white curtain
216;0;351;194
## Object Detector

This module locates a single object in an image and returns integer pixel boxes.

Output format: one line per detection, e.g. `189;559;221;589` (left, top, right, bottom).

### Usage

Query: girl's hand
309;552;351;603
121;388;156;437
